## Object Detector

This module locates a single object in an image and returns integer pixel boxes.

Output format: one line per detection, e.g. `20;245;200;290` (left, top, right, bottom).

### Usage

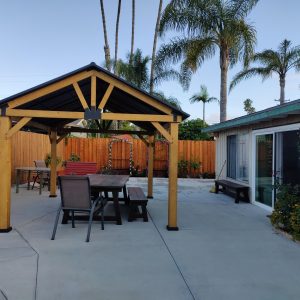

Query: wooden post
49;130;57;197
167;123;179;231
0;117;12;232
147;135;154;198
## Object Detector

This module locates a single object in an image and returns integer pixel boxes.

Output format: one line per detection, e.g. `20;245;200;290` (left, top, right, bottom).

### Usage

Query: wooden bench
62;162;98;175
215;179;249;204
127;187;148;222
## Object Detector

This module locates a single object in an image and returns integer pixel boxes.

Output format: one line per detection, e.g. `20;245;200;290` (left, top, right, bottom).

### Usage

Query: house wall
215;115;300;205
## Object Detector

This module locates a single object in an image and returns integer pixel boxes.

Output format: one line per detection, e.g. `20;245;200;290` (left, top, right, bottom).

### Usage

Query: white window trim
251;122;300;210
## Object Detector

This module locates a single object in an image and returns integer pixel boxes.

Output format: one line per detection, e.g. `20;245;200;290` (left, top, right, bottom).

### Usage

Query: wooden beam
167;123;179;230
6;109;176;123
49;130;57;197
151;122;172;143
98;84;114;110
138;135;149;146
27;121;51;132
0;117;12;232
91;75;96;108
147;135;154;199
95;71;172;115
56;134;67;144
102;113;175;122
8;70;94;109
6;117;32;138
59;127;151;135
6;108;84;119
73;82;89;110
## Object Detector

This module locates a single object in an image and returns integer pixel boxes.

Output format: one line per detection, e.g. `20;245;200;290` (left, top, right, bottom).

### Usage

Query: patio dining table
15;167;50;195
62;174;130;225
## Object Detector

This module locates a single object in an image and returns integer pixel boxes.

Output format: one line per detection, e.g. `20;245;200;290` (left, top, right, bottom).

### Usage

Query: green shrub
291;204;300;240
202;172;215;179
270;184;300;231
178;160;189;178
44;153;62;167
69;153;80;162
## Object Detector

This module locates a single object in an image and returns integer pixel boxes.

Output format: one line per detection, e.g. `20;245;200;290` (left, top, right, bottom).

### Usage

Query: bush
202;172;215;179
69;153;80;162
270;184;300;232
44;153;62;167
291;204;300;240
178;160;189;178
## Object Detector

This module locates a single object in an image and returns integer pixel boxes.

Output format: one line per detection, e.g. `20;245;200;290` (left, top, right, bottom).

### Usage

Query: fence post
147;135;154;198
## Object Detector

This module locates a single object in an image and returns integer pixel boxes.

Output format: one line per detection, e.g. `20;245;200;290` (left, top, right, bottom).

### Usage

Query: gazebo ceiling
0;63;189;133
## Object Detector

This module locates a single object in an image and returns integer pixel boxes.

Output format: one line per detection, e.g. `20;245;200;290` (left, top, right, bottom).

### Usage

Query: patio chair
51;176;107;242
32;160;49;190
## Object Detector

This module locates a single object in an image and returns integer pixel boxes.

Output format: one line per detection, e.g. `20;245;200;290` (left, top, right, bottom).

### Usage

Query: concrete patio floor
1;178;300;300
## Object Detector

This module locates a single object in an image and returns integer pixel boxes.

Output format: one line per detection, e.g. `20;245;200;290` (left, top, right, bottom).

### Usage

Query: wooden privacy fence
11;132;215;182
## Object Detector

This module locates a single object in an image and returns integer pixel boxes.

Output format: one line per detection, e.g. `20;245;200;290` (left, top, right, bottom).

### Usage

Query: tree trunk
149;0;163;95
100;0;111;71
219;48;229;122
279;75;285;104
114;0;122;74
130;0;135;64
203;102;205;123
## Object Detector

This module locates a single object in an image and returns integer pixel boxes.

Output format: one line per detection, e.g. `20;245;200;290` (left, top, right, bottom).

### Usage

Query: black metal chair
51;176;107;242
32;160;49;190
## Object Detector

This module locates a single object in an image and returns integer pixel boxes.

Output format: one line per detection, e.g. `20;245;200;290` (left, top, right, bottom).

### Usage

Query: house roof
202;99;300;133
0;62;189;134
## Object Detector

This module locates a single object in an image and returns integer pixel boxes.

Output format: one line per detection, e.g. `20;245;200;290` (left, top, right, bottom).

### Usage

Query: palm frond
229;0;260;19
159;0;219;37
179;62;193;91
153;67;182;86
183;37;216;71
230;67;273;91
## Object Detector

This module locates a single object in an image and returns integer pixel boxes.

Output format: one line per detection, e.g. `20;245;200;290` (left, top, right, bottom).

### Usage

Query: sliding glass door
254;126;300;209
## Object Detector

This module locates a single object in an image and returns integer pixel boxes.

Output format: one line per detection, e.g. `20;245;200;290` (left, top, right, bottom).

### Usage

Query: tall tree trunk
220;48;229;122
279;75;285;104
203;102;205;123
114;0;122;75
130;0;135;64
100;0;111;71
149;0;163;95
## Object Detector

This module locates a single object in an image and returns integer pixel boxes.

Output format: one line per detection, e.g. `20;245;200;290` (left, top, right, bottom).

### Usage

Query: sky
0;0;300;124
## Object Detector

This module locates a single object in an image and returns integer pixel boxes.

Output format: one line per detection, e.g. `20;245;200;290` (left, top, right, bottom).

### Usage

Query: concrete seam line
0;288;8;300
14;228;39;300
19;209;58;228
148;211;196;300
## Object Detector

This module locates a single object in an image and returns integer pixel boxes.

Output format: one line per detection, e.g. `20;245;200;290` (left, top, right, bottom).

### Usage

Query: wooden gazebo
0;63;189;232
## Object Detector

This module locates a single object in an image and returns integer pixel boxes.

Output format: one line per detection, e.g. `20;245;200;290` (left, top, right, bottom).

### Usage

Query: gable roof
203;99;300;133
0;62;189;133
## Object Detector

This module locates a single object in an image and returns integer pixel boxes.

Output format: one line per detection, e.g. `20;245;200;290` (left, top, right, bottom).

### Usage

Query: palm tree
149;0;163;94
189;85;218;123
230;39;300;104
153;91;181;109
130;0;135;64
99;0;111;71
157;0;258;122
116;49;150;90
114;0;122;74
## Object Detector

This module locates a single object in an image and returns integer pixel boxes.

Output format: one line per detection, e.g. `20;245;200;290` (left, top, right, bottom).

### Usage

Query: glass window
236;134;249;182
227;135;237;179
227;134;249;182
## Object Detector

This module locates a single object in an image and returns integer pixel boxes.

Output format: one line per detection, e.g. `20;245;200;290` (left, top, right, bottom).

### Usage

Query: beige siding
215;128;254;201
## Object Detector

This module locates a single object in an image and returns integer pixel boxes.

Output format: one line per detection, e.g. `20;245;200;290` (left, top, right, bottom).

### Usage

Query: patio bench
215;179;249;204
60;162;97;175
127;187;148;222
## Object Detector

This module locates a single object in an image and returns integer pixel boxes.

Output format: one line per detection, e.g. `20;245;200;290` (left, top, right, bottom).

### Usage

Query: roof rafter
7;70;94;109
